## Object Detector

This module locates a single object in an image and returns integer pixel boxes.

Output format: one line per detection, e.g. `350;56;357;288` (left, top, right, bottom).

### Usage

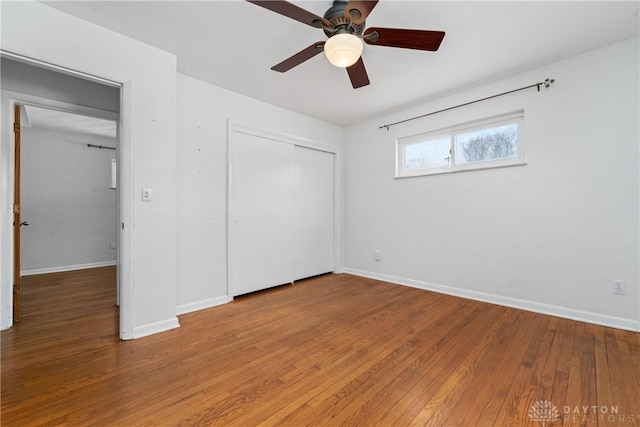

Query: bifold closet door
231;132;294;296
294;146;334;280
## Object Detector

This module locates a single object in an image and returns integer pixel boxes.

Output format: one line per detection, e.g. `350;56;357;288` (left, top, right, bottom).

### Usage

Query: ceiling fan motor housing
323;0;365;37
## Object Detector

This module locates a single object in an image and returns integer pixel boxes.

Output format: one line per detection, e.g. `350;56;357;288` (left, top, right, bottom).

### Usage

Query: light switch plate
142;188;152;202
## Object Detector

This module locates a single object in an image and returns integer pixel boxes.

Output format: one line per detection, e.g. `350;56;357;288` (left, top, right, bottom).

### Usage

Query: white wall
1;1;178;338
1;57;119;113
3;1;635;336
342;37;640;331
176;74;343;314
20;127;117;273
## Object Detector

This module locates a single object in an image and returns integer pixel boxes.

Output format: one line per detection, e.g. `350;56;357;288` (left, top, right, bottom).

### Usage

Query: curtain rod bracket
379;77;556;130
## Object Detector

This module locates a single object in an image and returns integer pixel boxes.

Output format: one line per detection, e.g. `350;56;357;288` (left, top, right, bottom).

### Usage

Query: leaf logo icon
528;400;560;427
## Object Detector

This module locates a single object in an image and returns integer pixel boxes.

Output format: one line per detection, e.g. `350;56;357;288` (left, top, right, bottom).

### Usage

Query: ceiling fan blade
346;57;370;89
364;27;445;51
344;1;379;25
246;0;330;28
271;42;325;72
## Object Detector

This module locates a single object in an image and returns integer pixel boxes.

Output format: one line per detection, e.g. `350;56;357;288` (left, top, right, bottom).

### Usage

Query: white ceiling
42;1;639;126
23;104;117;139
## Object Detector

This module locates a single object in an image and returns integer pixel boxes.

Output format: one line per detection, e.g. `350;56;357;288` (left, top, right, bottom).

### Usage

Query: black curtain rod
380;78;555;131
87;143;116;151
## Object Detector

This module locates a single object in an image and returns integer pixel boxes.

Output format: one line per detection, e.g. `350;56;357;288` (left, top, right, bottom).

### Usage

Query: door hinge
13;204;20;215
13;122;20;134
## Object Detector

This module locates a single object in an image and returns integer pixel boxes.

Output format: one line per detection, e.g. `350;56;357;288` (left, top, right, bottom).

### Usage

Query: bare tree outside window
456;124;517;164
396;114;523;177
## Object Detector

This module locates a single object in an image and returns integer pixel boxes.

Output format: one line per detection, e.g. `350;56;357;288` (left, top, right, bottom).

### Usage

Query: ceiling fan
246;0;445;89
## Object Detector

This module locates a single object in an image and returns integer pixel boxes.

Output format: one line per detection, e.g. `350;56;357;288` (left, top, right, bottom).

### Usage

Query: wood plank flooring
2;267;639;426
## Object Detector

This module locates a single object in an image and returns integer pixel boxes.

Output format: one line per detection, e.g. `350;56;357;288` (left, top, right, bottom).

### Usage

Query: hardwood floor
2;267;639;426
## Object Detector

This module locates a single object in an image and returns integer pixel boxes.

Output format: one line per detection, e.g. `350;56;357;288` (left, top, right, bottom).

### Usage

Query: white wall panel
231;132;295;296
229;127;336;297
20;128;117;272
294;146;334;280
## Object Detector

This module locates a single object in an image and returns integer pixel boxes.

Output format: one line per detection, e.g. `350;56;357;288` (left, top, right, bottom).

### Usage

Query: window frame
396;111;525;178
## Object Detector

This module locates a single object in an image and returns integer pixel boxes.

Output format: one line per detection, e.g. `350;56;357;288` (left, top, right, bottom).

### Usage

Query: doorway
15;103;119;323
1;56;122;333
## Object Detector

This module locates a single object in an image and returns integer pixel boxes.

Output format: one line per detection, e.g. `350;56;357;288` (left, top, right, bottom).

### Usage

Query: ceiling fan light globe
324;33;363;68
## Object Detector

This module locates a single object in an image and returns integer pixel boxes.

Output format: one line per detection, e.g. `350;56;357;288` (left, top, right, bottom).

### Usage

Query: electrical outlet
613;280;626;295
373;250;381;262
109;242;116;250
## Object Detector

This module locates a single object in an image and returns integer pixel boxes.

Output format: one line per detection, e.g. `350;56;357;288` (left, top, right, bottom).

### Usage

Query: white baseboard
21;261;116;276
176;295;232;316
131;317;180;339
342;268;640;333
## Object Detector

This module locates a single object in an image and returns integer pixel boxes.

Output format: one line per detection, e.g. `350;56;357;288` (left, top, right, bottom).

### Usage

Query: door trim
12;104;21;323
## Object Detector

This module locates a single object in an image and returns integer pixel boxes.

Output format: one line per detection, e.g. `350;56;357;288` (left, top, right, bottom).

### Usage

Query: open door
12;104;21;323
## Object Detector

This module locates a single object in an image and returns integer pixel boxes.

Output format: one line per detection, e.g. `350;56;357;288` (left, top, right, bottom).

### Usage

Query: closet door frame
227;121;340;299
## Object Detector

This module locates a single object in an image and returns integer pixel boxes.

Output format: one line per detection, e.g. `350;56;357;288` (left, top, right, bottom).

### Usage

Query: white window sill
395;161;527;179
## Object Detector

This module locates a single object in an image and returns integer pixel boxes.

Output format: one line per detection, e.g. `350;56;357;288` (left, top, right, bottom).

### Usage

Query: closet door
294;146;334;280
231;132;294;296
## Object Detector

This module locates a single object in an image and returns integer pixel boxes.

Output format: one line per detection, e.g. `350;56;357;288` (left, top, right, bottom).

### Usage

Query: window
396;111;524;177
